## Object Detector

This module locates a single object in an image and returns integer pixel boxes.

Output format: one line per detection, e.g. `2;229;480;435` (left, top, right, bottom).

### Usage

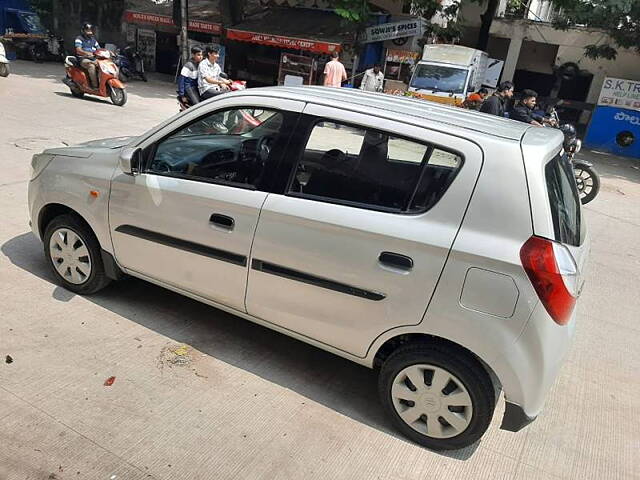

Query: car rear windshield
545;153;583;246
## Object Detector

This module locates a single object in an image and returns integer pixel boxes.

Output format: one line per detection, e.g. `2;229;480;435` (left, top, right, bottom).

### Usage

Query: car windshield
410;64;468;94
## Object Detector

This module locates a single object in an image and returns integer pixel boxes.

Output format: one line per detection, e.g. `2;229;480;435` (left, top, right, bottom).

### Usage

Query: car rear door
109;97;304;312
245;104;483;357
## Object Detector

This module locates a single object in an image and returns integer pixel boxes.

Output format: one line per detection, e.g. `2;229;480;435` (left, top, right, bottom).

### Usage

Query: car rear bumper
493;300;577;421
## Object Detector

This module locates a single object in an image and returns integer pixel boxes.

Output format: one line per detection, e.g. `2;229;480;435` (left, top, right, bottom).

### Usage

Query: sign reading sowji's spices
361;19;424;43
597;77;640;112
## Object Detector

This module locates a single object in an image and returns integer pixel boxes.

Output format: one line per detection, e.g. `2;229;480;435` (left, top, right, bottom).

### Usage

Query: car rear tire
0;63;9;77
44;214;111;295
378;343;495;450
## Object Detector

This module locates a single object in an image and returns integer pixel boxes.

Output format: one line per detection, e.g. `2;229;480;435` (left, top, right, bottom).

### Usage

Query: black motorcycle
114;45;147;82
546;106;600;205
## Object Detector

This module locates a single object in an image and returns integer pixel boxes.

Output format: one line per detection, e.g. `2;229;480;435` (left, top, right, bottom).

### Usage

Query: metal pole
181;0;188;64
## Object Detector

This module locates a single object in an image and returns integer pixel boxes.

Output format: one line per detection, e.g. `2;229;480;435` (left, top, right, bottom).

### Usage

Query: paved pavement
1;61;639;480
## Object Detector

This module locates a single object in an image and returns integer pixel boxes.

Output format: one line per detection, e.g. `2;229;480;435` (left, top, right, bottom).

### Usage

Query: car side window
289;120;462;213
148;108;285;188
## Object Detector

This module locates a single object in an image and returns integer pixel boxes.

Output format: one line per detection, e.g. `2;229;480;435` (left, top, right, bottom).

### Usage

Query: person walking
479;81;514;117
359;64;384;92
198;46;231;101
323;51;347;88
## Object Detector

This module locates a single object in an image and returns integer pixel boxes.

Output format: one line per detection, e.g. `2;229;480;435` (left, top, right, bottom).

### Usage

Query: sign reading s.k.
598;77;640;112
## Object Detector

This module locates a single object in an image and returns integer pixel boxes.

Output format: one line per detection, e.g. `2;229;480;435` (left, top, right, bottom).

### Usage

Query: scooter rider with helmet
75;23;100;88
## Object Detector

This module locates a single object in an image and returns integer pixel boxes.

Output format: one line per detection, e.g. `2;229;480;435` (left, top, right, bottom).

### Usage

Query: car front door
245;104;483;357
109;97;304;311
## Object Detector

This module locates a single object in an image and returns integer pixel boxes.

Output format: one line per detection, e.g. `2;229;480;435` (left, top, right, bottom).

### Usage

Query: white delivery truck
408;44;488;106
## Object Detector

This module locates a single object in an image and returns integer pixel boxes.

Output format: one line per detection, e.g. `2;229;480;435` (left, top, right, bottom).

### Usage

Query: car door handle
209;213;235;230
379;252;413;270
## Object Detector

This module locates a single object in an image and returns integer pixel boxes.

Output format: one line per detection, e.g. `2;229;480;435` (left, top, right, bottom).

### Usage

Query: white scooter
0;42;9;77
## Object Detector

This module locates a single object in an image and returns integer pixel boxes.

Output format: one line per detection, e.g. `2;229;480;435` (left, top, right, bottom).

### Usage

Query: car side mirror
119;147;141;175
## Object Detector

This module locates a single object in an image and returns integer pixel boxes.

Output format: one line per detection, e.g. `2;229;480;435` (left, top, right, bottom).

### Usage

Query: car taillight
520;236;578;325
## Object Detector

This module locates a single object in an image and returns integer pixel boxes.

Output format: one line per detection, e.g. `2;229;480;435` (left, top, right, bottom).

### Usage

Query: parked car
28;87;589;450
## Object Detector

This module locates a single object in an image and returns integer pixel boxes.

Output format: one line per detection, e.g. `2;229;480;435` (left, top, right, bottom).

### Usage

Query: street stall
0;0;64;62
383;48;419;91
224;7;354;87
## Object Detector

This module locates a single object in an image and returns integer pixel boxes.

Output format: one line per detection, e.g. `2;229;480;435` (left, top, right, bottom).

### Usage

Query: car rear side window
288;120;462;213
545;153;582;246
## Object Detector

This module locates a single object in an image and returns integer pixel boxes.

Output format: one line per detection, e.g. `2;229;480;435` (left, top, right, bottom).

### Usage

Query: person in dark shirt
480;81;514;117
177;46;204;106
509;89;545;126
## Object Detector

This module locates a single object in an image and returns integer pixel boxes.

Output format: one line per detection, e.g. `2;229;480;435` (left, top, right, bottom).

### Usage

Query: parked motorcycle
0;41;9;77
178;74;246;112
114;45;147;83
29;35;65;63
62;49;127;106
545;105;600;205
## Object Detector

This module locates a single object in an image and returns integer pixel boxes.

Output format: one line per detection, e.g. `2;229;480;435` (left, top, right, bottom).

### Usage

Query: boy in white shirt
198;46;231;100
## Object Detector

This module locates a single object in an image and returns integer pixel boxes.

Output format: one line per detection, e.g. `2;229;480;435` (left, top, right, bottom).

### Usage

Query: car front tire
378;343;495;450
43;214;111;295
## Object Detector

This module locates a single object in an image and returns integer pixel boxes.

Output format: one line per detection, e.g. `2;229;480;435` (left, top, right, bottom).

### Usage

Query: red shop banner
123;11;222;35
226;29;341;54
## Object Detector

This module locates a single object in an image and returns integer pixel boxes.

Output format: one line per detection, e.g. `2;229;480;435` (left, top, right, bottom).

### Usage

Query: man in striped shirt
177;46;204;106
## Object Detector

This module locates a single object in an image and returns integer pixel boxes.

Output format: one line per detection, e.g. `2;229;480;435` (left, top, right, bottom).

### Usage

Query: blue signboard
585;106;640;159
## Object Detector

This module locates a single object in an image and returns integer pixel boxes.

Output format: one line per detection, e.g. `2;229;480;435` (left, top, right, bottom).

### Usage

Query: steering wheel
321;149;347;169
150;158;172;173
257;135;274;163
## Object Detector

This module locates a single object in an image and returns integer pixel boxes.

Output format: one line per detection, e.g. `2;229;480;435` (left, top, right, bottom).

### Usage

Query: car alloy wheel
48;227;92;285
391;364;473;439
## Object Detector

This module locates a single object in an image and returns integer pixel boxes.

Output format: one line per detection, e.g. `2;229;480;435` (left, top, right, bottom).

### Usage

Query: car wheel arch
39;204;94;242
372;333;502;393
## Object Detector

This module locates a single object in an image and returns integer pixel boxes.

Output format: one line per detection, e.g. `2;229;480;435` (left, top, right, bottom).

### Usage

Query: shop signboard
361;19;424;44
597;77;640;113
123;11;222;35
585;76;640;158
226;29;340;55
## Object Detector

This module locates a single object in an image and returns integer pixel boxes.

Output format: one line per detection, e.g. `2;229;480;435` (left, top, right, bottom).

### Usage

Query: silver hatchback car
28;87;588;450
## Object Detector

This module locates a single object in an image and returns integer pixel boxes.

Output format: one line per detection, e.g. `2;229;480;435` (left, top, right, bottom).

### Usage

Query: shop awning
226;8;353;55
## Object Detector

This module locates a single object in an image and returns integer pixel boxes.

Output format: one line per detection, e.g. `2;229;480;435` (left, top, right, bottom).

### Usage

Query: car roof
237;86;532;142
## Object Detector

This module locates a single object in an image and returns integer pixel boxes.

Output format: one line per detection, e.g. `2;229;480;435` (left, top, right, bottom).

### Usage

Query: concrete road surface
1;61;639;480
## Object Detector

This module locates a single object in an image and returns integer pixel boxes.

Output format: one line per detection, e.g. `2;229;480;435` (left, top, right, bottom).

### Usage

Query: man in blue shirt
75;23;100;88
177;46;204;106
